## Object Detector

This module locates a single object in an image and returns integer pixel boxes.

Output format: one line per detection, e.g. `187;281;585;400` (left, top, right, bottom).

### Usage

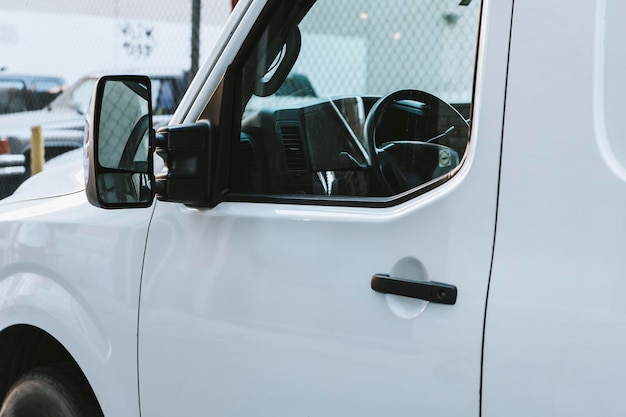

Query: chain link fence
295;0;480;113
0;0;233;84
1;0;479;103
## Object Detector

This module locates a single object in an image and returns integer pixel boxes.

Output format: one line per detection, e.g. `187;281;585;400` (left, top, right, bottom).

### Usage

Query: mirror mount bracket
154;121;222;207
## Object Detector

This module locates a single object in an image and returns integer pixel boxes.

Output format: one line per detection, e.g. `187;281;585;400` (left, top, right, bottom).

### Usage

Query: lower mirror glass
97;172;152;205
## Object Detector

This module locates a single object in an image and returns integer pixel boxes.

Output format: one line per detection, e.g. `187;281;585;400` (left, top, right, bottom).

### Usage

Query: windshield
48;76;97;114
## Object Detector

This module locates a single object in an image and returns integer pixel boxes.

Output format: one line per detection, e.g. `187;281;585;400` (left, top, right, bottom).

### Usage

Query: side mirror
85;75;227;209
85;75;155;208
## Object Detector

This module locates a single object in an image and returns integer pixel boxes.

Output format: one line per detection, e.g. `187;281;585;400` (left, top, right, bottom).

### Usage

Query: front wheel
0;366;103;417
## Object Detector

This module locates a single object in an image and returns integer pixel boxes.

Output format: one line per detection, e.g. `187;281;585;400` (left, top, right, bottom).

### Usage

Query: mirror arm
154;121;220;207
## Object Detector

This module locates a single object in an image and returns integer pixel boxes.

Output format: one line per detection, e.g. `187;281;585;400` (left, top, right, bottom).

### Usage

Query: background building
0;0;232;84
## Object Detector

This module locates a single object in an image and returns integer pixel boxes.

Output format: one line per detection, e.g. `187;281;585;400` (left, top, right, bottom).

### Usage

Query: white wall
0;5;229;85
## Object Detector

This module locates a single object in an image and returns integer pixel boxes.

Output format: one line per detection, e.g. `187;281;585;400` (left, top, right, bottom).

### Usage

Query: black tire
0;366;103;417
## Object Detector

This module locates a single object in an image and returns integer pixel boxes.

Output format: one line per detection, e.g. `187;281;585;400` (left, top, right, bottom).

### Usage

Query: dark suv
0;74;66;114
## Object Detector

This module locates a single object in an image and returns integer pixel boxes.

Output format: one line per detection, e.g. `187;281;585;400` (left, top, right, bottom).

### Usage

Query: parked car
0;70;188;150
0;70;188;198
0;73;65;115
0;128;83;200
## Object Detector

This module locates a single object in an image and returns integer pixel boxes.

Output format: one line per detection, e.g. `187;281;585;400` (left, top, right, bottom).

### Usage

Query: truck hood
0;148;165;205
0;148;85;204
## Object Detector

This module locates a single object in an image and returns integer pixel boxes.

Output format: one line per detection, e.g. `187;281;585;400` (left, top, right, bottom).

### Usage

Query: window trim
217;0;481;209
223;161;465;208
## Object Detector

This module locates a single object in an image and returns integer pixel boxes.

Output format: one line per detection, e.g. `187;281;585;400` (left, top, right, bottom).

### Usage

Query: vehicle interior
229;0;472;200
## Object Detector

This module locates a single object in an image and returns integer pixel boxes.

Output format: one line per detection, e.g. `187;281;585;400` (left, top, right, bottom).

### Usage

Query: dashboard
236;93;468;198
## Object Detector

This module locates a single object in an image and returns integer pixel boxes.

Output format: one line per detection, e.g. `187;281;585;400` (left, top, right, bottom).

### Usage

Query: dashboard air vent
240;139;257;172
280;126;306;171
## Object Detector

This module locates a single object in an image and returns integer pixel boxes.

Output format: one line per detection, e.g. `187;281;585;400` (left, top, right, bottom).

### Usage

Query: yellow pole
30;126;45;176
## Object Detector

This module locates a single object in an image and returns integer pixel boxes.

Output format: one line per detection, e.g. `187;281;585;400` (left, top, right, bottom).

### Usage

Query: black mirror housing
85;75;155;209
154;121;224;208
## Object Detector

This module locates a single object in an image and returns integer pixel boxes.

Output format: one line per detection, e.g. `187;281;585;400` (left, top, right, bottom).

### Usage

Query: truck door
483;0;626;415
138;0;512;415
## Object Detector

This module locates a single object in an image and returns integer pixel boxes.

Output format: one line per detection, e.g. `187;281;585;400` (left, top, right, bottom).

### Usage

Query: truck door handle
371;274;457;305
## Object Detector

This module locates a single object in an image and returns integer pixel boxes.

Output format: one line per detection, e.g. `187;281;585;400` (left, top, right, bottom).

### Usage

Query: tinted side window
31;78;64;93
231;0;481;202
0;81;27;113
154;78;187;115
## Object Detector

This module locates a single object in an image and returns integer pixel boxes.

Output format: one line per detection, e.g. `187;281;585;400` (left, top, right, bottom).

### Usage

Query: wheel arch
0;324;103;415
0;267;135;417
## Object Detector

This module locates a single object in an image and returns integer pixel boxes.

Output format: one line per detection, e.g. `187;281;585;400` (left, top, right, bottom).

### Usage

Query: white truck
0;0;622;416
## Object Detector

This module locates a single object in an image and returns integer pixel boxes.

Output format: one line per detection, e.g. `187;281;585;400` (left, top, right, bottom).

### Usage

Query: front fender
0;192;153;417
0;264;137;417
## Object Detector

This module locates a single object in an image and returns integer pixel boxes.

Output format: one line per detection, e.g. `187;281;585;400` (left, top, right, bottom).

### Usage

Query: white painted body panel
4;149;85;202
0;181;153;416
482;0;626;415
138;196;494;415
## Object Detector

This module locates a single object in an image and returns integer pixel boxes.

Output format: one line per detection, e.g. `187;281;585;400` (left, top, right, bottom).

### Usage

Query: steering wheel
363;89;468;195
119;113;150;172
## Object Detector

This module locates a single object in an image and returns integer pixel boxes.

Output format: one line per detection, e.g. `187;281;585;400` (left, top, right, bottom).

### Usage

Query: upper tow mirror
85;75;155;209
